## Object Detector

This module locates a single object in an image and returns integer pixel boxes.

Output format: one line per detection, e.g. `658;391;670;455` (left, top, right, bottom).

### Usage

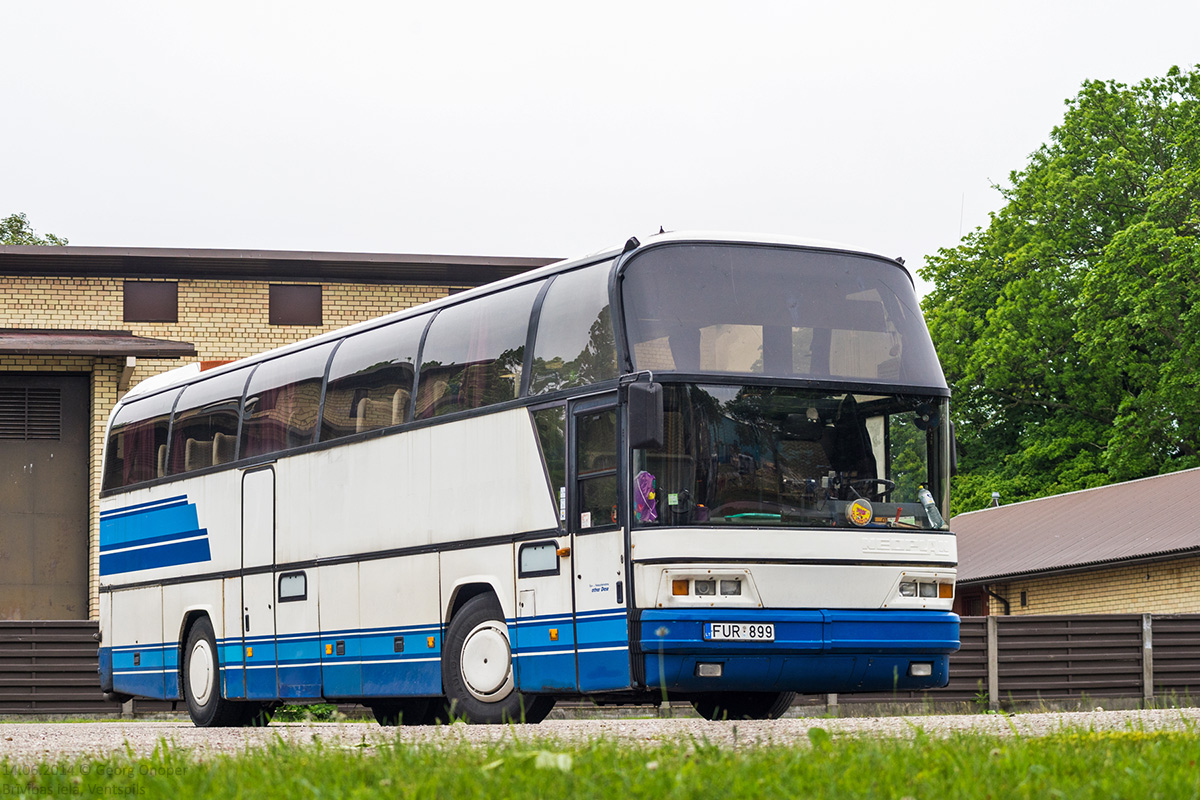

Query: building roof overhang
0;245;558;286
952;466;1200;585
0;329;196;359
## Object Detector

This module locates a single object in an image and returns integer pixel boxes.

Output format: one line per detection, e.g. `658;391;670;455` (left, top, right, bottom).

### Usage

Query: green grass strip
2;729;1198;799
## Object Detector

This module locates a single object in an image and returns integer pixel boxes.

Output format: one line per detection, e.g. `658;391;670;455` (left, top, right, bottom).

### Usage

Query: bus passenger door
514;405;577;693
570;396;632;692
240;467;278;699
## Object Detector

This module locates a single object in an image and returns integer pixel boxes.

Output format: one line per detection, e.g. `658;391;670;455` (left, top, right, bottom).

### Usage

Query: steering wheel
849;478;896;499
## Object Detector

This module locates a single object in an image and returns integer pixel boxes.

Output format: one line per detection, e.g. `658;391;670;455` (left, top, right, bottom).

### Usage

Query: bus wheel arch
182;615;245;727
441;593;554;724
176;610;211;699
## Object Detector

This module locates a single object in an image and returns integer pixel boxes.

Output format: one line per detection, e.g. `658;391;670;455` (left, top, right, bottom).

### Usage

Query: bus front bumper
638;609;959;694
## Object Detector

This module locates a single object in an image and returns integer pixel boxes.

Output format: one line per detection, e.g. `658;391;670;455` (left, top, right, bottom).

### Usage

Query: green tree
0;212;68;245
921;65;1200;513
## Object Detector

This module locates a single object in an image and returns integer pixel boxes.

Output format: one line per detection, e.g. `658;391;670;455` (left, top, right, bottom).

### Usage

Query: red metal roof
0;329;195;358
953;467;1200;583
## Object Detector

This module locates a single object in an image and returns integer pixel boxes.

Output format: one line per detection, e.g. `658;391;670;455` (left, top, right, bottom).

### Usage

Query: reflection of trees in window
415;282;542;418
532;407;566;523
416;346;526;419
530;262;617;394
888;412;926;503
530;311;617;393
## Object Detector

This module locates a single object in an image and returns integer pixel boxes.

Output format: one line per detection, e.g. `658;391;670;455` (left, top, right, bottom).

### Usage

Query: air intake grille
0;387;62;440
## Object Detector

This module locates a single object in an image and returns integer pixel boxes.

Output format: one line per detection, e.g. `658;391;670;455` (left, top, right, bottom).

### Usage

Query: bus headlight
899;581;918;597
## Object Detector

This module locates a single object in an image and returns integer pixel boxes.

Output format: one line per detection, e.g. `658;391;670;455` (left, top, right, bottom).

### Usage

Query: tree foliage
921;65;1200;513
0;212;68;245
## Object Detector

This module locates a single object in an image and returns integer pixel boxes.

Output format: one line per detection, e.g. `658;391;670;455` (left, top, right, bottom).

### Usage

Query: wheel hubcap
188;639;215;706
460;620;513;702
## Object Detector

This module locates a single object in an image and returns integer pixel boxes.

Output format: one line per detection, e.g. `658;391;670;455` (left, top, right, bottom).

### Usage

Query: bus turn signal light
672;579;690;596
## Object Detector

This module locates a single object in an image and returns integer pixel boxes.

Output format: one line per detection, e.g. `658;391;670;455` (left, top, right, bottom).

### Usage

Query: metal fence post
986;615;999;711
1142;613;1154;706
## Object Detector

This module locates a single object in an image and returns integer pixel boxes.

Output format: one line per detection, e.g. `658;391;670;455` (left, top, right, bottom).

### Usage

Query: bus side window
529;261;617;394
168;367;252;475
531;406;566;525
414;281;543;420
321;316;425;441
240;343;335;458
102;389;180;490
576;409;617;530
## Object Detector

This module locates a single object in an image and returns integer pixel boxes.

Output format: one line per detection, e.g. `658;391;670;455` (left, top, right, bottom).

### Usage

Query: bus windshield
621;242;946;388
633;384;950;531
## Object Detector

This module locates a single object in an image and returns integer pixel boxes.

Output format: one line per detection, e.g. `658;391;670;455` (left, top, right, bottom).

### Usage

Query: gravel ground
1;708;1198;763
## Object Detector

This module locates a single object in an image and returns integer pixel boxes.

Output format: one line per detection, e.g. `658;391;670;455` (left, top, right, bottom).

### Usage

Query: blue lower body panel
640;609;959;693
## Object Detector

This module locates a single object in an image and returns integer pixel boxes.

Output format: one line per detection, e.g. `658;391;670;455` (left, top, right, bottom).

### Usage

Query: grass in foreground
2;728;1198;799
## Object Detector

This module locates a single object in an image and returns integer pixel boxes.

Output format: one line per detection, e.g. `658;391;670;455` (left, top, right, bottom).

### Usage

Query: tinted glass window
632;384;949;531
168;368;252;474
241;343;335;458
531;406;567;525
576;408;617;530
321;316;426;441
621;244;946;388
529;262;617;393
102;389;181;490
414;281;543;419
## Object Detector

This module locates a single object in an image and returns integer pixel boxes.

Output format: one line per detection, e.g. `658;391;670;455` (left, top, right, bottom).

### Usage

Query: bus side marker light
427;636;436;648
325;644;333;656
672;579;690;596
549;628;558;641
246;647;253;658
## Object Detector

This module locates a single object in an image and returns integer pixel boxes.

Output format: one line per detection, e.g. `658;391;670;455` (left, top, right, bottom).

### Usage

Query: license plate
703;622;775;642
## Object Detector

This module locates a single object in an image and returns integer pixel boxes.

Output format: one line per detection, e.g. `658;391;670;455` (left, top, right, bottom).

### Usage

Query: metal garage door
0;374;90;619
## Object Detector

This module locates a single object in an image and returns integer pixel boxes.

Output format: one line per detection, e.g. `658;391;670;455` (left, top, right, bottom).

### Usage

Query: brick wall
983;554;1200;616
2;276;457;619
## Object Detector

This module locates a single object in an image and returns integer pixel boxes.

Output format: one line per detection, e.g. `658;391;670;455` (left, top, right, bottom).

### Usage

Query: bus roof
118;232;911;404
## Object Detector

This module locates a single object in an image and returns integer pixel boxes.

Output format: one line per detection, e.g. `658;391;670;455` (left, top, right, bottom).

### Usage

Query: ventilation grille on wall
0;388;63;440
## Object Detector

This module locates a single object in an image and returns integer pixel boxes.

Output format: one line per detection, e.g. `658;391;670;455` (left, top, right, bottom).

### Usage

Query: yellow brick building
951;468;1200;616
0;245;552;621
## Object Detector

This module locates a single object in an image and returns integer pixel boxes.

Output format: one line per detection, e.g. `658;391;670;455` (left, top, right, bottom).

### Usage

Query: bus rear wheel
691;691;796;720
183;617;249;727
442;594;555;724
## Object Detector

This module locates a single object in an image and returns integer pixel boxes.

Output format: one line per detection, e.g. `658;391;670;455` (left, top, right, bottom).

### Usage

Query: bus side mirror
950;421;959;477
627;382;663;450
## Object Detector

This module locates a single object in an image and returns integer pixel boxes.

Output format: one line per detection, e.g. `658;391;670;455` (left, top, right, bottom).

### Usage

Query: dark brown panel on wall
269;284;322;325
124;281;179;323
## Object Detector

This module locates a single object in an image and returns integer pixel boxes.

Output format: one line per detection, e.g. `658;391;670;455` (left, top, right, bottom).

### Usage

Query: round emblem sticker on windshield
847;499;873;527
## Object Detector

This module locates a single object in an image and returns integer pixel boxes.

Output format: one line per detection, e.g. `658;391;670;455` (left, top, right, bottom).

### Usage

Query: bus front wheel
691;691;796;720
183;617;247;727
442;594;554;724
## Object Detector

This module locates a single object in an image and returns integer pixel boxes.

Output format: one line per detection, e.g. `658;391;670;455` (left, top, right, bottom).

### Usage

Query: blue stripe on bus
99;495;213;576
111;610;634;701
99;495;189;520
100;502;200;548
99;527;208;553
100;537;212;576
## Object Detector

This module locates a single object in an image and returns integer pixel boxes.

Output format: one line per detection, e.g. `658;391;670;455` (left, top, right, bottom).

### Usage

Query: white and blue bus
98;232;958;726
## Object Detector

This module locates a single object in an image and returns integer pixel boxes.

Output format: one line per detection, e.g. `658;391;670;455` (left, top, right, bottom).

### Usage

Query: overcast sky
4;2;1199;290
